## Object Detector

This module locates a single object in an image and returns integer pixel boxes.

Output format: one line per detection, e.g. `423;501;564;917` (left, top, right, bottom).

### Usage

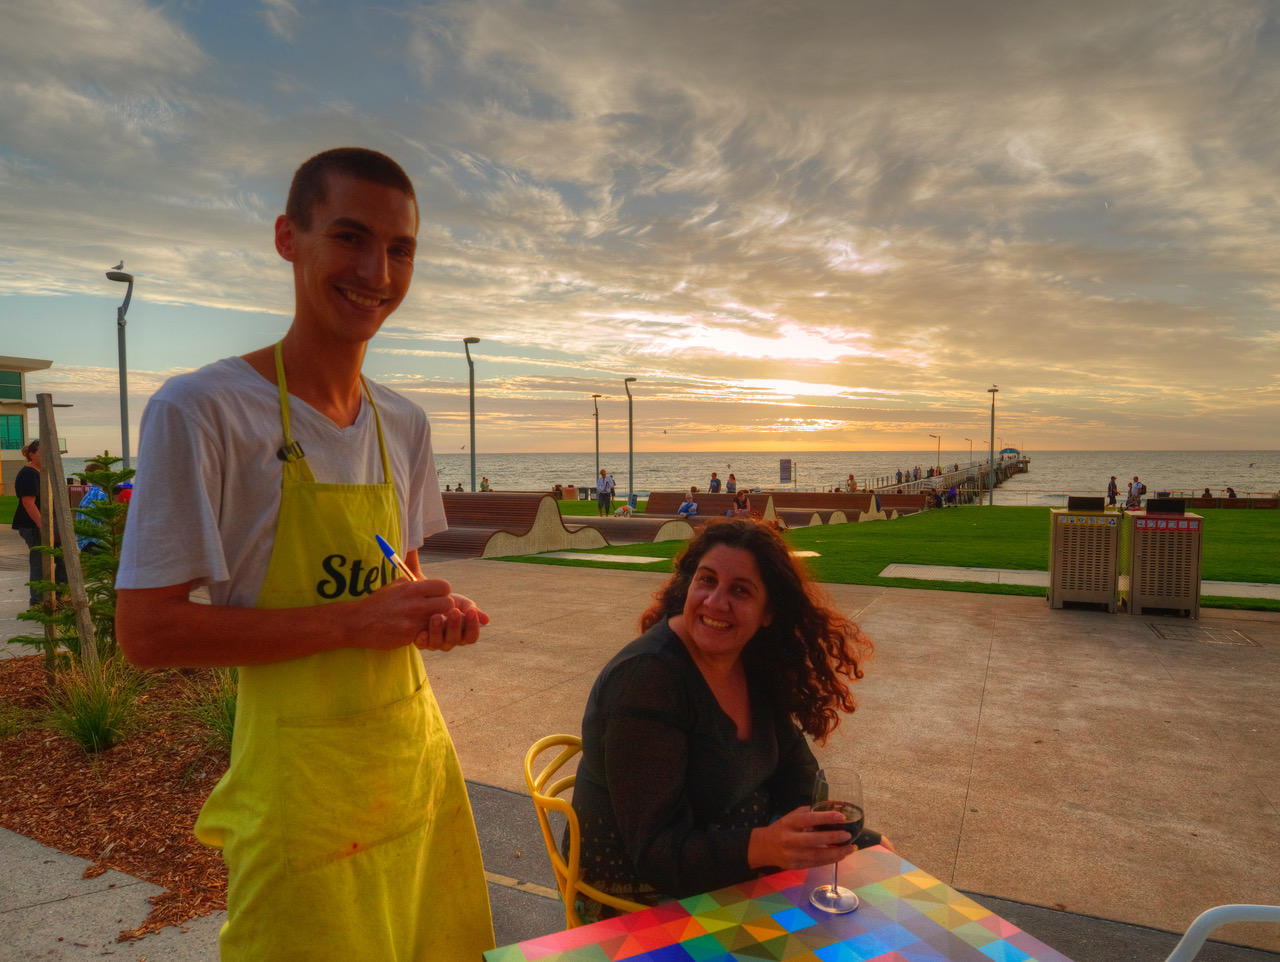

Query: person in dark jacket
571;518;890;921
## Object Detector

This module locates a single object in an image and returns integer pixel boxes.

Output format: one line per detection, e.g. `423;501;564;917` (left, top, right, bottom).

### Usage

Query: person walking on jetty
115;148;494;961
598;468;615;516
708;471;721;493
1107;476;1118;506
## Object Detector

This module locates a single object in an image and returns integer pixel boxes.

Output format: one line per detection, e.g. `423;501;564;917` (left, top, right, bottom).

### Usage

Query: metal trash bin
1048;503;1120;611
1119;505;1203;618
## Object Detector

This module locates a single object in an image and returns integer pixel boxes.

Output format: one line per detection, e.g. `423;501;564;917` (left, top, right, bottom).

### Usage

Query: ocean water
431;449;1278;506
53;449;1278;507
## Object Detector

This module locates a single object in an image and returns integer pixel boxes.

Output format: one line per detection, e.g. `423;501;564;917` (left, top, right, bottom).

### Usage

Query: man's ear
275;214;297;262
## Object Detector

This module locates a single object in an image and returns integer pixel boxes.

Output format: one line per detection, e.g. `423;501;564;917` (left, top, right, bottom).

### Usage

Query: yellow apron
195;343;494;961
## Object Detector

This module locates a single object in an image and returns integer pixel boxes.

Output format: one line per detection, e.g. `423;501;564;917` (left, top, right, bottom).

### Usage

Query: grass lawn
512;505;1280;611
0;495;15;526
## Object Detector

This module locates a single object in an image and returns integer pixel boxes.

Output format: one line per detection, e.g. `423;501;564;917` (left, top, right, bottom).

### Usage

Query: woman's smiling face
678;544;773;663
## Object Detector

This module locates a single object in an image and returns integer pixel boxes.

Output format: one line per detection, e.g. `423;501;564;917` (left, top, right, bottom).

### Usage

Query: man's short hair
285;147;417;230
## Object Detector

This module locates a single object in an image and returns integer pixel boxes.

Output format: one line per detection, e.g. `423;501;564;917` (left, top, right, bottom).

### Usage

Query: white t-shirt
117;357;444;609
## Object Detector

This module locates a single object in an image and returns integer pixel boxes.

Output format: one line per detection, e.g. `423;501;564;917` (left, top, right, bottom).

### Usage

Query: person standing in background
10;440;66;606
708;472;721;493
598;468;615;516
1107;476;1118;506
76;461;110;554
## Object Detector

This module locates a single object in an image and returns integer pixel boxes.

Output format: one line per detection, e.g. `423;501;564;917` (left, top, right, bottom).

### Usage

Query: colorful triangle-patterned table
485;848;1074;961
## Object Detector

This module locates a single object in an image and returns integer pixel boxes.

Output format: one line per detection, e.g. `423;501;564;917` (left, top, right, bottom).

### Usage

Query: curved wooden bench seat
761;491;889;523
568;516;695;544
874;493;931;517
418;492;606;559
643;491;759;518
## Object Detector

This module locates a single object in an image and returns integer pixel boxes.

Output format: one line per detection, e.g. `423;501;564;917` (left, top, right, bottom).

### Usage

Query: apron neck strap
273;342;304;462
272;341;394;484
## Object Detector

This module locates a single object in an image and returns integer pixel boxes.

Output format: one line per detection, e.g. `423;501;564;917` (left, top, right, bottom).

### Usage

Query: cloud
3;0;1278;454
261;0;300;42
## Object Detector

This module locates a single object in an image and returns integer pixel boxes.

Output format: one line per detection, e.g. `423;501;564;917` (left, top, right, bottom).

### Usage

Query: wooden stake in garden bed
36;393;99;679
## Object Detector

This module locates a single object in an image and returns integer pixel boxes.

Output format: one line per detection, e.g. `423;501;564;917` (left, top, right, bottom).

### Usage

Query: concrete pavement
1;528;1277;960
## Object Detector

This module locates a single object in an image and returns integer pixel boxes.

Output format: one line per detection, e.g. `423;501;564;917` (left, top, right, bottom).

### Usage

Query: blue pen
375;534;419;582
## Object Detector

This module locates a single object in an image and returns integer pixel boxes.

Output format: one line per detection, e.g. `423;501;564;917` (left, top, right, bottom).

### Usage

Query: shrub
44;662;146;755
0;701;29;739
181;668;238;754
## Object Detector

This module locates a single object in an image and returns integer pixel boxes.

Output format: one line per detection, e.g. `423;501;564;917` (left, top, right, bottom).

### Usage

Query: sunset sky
3;0;1278;458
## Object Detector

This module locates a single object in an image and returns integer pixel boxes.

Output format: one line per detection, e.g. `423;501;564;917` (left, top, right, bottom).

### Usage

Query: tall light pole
987;386;999;506
624;377;637;508
464;337;479;491
591;394;602;483
964;437;973;465
929;433;940;472
106;268;134;469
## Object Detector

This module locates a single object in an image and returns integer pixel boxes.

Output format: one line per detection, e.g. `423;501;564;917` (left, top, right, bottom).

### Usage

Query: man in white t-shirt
116;149;493;961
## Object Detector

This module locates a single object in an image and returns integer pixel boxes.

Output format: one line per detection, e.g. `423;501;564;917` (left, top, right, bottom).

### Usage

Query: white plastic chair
1163;905;1280;962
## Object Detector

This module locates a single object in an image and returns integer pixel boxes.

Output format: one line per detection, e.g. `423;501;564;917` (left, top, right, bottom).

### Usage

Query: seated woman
570;519;884;922
726;489;751;517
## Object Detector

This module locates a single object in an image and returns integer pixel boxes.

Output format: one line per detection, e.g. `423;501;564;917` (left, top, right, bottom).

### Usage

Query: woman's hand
746;805;856;872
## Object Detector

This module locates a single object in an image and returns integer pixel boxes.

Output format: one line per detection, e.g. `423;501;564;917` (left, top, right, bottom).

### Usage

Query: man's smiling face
276;172;417;346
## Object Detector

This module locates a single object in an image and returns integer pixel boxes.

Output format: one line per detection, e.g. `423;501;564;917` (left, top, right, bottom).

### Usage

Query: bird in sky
111;260;123;270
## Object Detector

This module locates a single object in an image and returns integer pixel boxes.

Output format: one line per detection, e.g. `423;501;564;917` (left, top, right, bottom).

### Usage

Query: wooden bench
642;491;759;520
875;493;932;517
417;492;606;559
569;516;694;544
764;492;887;523
1191;497;1276;510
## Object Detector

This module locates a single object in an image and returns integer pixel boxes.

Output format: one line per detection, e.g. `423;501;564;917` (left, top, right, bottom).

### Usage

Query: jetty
866;453;1031;504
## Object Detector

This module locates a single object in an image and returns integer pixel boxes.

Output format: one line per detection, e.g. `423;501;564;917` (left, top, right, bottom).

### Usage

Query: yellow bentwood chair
524;734;647;928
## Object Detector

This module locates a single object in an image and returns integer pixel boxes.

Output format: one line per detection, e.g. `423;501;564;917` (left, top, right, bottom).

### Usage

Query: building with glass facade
1;355;52;496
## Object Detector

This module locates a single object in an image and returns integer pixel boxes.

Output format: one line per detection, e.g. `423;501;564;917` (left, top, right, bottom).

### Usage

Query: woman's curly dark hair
639;518;872;742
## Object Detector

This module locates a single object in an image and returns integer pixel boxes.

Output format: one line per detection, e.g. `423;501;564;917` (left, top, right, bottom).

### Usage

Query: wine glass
809;767;864;914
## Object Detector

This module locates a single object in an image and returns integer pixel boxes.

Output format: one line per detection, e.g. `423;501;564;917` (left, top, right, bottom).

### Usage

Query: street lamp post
464;337;479;491
624;377;637;508
964;437;973;465
106;269;135;470
987;386;999;506
929;434;940;473
592;394;602;484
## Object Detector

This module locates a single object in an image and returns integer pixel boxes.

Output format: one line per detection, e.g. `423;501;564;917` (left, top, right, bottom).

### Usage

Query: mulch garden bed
0;654;229;942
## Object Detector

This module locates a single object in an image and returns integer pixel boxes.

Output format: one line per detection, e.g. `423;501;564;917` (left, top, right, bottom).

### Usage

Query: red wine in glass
809;768;863;913
812;800;864;840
